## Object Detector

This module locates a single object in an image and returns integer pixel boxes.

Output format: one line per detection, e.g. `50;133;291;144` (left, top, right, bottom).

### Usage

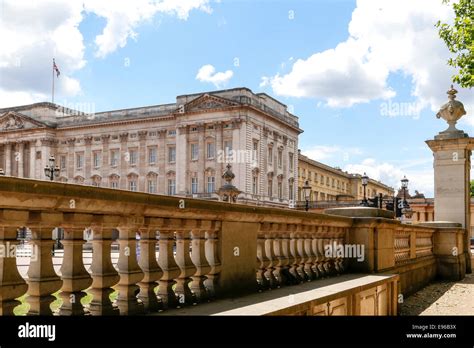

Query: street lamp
44;155;60;181
302;180;311;212
361;172;369;206
401;176;409;201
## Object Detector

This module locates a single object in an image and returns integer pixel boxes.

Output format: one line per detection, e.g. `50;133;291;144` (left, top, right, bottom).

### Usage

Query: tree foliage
436;0;473;88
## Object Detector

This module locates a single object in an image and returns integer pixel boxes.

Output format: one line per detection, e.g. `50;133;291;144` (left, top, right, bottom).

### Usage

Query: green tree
436;0;473;88
470;180;474;197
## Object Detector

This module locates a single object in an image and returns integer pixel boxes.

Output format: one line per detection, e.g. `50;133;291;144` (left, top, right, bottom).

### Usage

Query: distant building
297;152;394;203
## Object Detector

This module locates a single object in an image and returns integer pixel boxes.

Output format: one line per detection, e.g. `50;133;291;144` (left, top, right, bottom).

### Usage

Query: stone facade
297;152;394;202
0;88;302;207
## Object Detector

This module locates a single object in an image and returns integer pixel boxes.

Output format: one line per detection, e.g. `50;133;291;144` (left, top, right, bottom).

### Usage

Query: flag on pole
53;59;60;77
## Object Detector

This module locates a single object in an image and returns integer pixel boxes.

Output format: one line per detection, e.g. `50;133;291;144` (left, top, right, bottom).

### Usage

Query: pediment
0;111;50;132
178;94;239;114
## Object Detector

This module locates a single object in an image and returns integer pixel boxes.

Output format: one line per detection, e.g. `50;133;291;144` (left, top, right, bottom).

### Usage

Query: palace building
0;88;302;207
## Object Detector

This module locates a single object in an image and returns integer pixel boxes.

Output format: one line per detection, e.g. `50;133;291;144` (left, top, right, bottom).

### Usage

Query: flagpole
52;58;55;104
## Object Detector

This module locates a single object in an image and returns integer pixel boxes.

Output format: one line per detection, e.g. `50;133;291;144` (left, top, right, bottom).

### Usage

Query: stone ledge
325;207;394;219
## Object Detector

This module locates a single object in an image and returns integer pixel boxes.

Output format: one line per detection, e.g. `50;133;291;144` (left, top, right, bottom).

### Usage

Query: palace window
148;147;157;164
148;180;157;194
278;150;282;168
191;177;198;194
129;149;137;165
168;179;176;195
252;176;258;195
110;150;119;167
252;141;258;163
268;147;273;165
268;179;273;197
168;146;176;163
76;153;83;170
60;155;66;170
93;152;101;168
289;153;294;171
289;183;293;200
278;182;282;199
168;130;176;136
207;176;215;193
224;140;232;159
191;143;199;161
129;180;137;192
207;142;215;159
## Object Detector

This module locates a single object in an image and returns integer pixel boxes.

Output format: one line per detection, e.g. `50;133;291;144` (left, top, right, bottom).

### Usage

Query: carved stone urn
435;85;467;139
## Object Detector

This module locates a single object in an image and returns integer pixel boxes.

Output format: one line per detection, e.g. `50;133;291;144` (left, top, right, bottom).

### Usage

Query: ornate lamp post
217;164;241;203
44;155;60;181
302;180;311;211
401;176;409;202
361;172;369;206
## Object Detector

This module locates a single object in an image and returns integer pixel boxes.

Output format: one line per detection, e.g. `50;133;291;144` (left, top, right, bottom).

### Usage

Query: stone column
67;138;76;181
84;136;93;184
119;133;129;189
204;228;221;298
138;131;147;192
137;223;162;312
215;122;223;189
29;139;37;179
89;218;120;315
426;86;472;273
26;212;63;315
59;214;93;315
116;222;144;314
197;124;205;193
17;142;24;177
157;229;181;308
174;229;196;305
100;135;110;186
157;130;167;194
176;125;188;195
0;210;29;315
190;227;211;302
4;142;11;176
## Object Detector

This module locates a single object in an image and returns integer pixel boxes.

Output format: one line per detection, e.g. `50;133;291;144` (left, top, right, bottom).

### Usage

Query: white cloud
84;0;213;58
0;0;213;107
263;0;473;114
0;0;85;107
343;158;434;197
196;64;233;88
301;145;363;162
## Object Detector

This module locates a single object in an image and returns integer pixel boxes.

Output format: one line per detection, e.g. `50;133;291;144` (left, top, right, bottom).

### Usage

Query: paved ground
400;272;474;315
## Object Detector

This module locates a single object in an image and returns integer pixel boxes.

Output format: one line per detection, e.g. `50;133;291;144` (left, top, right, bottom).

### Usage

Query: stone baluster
288;229;303;283
204;228;221;298
316;232;327;277
304;227;317;280
175;229;197;306
157;229;180;308
58;214;93;315
296;230;309;281
89;219;120;315
334;232;345;274
256;232;270;290
273;227;291;286
0;210;29;315
190;224;212;302
26;212;63;315
116;223;144;315
264;232;278;288
137;224;162;312
311;227;323;279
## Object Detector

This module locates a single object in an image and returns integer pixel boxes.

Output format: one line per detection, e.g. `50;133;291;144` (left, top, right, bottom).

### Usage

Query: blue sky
1;0;472;196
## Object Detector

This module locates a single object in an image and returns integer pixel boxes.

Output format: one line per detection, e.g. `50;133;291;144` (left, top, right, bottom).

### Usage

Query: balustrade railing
394;227;434;265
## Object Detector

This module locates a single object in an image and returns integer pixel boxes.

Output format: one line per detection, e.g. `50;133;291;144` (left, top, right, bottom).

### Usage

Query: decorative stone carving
435;85;468;139
1;115;24;130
